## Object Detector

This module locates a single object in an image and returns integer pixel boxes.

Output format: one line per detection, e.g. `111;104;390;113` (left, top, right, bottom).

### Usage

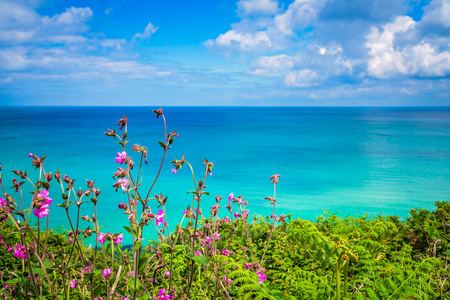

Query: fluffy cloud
366;10;450;78
132;22;159;41
206;30;272;51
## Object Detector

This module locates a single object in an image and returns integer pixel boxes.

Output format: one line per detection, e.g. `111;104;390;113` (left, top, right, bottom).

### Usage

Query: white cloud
42;7;93;26
366;15;450;78
206;30;272;51
274;0;329;35
284;68;320;87
133;23;159;41
421;0;450;28
238;0;279;15
249;54;293;76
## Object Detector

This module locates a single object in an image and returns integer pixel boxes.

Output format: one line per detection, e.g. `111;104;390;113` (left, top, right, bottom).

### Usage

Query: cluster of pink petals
97;233;106;244
0;197;5;206
115;152;127;165
33;190;53;219
94;297;103;300
195;250;201;256
164;271;170;277
114;233;123;245
214;233;220;240
257;272;267;284
9;243;26;259
171;168;178;174
70;280;76;288
223;275;233;285
156;288;174;300
222;249;229;256
205;236;211;245
155;209;164;226
102;268;111;278
114;178;129;191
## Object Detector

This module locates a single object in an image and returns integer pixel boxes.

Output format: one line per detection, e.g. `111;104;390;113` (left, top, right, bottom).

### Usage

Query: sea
1;106;450;244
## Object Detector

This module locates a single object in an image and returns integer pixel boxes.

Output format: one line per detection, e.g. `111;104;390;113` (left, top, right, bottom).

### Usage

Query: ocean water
1;106;450;244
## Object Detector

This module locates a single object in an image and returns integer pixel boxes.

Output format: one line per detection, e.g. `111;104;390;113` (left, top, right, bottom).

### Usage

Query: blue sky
0;0;449;106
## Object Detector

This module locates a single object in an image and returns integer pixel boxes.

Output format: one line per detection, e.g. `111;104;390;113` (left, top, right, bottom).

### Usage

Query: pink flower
114;233;123;245
28;153;33;157
195;250;201;256
214;233;220;240
94;297;103;300
224;216;229;223
13;243;26;259
7;245;12;252
70;280;76;288
208;172;213;177
228;193;233;201
33;203;49;218
257;272;267;284
164;271;170;277
243;210;249;217
171;168;178;174
102;268;111;278
0;198;5;206
155;209;164;226
114;178;128;191
205;236;211;245
233;212;239;218
131;270;134;277
244;262;251;270
85;266;90;273
222;249;229;256
37;190;52;205
97;233;106;244
69;238;73;243
115;152;127;165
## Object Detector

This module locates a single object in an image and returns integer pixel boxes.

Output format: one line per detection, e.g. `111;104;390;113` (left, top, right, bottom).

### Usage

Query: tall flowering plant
0;108;285;300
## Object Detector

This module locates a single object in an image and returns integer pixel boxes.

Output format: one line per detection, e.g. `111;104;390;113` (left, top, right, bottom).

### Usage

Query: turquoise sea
1;106;450;244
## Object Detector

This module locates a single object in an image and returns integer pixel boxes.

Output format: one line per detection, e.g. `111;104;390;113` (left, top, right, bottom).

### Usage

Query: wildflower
69;238;73;243
131;270;134;277
214;233;220;240
155;209;164;226
113;178;128;191
115;151;127;165
269;174;281;184
37;190;53;205
102;268;111;278
94;297;103;300
13;243;26;259
171;168;178;174
257;272;267;284
205;236;211;245
117;115;127;130
228;193;233;201
0;198;5;206
224;216;229;223
195;250;201;256
222;249;229;256
164;271;170;277
243;210;249;218
114;233;123;245
118;203;128;210
85;266;90;273
97;233;106;244
233;212;240;218
70;280;76;288
33;203;49;218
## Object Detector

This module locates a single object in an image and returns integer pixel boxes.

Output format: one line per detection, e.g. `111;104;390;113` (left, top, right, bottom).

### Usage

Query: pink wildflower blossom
102;268;111;278
0;198;5;206
205;236;211;245
228;193;233;201
115;152;127;165
214;233;220;240
155;209;164;226
13;243;26;259
171;168;178;174
97;233;106;244
257;272;267;284
224;216;229;223
114;178;128;191
233;212;239;218
85;266;90;273
222;249;229;256
70;280;76;288
195;250;201;256
37;190;53;205
33;203;49;218
114;233;123;245
164;271;170;277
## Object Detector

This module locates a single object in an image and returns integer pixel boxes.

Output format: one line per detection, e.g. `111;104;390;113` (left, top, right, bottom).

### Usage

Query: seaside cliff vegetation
0;109;449;300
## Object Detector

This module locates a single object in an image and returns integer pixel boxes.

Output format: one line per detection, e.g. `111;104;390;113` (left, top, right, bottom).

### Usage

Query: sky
0;0;449;106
